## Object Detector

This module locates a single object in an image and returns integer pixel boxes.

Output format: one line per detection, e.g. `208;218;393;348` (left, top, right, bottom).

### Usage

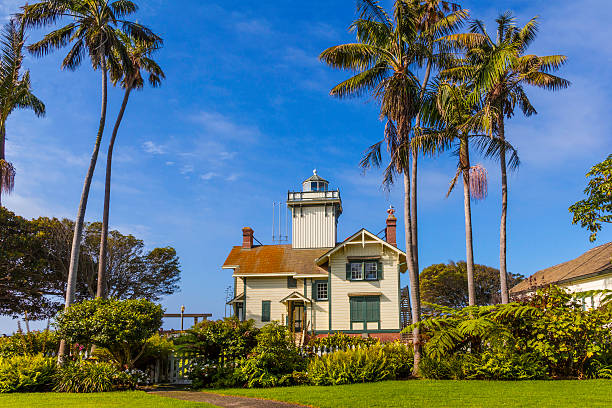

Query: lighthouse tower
286;170;342;249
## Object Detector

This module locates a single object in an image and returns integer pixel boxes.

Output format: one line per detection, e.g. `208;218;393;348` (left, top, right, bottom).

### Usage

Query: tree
22;0;158;360
54;298;163;368
320;0;423;371
414;82;519;305
420;261;523;308
0;207;57;319
407;0;467;283
0;18;45;206
569;154;612;242
21;0;158;319
444;12;570;303
0;207;181;318
97;30;164;298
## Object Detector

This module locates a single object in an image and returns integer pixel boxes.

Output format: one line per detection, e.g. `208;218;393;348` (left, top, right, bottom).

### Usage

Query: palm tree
22;0;158;360
407;0;467;280
320;0;424;371
96;30;164;298
444;12;569;303
0;18;45;207
414;82;519;305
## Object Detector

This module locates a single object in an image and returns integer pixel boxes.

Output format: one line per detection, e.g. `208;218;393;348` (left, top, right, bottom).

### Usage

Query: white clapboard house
222;171;407;340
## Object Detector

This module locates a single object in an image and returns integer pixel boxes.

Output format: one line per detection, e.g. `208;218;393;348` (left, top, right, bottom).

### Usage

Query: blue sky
1;0;611;333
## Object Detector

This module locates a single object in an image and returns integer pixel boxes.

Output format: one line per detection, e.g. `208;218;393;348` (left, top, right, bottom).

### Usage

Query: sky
1;0;611;333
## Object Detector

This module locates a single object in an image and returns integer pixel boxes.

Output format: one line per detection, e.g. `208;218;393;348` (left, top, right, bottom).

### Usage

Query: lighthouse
286;170;342;249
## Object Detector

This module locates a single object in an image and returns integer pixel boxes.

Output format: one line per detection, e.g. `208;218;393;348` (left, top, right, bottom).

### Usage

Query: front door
292;302;304;332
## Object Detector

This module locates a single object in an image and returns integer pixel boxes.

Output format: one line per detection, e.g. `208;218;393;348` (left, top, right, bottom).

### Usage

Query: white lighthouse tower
286;170;342;249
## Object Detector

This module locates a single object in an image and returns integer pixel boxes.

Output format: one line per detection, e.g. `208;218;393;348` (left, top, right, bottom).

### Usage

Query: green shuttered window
287;276;297;288
345;260;383;281
312;280;328;301
350;296;380;325
261;300;271;322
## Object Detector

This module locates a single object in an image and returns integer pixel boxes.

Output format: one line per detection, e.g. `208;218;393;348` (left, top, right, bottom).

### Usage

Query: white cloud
189;110;261;143
165;161;175;166
143;141;166;155
180;164;194;174
200;172;217;181
226;174;239;182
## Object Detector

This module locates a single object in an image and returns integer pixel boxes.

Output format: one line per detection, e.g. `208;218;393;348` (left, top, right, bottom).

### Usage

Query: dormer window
310;181;328;192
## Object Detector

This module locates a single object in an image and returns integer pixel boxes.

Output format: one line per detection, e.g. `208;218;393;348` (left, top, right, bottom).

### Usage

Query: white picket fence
151;354;195;384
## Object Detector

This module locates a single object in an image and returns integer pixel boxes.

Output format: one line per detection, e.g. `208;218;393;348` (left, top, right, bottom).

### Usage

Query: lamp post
180;305;185;331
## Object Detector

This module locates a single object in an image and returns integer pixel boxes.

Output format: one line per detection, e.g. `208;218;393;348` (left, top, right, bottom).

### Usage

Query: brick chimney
385;207;397;246
242;227;254;249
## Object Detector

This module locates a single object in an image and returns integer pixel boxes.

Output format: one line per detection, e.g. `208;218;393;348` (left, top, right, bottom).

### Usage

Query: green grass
212;380;612;407
0;391;215;408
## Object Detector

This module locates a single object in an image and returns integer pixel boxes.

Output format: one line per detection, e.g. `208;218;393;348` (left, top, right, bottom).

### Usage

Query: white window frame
317;282;328;300
350;262;363;280
365;262;378;280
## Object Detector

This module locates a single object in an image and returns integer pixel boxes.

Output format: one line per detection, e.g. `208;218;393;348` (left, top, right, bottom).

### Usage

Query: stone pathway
148;390;311;408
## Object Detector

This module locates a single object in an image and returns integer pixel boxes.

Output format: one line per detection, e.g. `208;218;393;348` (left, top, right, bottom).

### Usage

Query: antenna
272;201;289;243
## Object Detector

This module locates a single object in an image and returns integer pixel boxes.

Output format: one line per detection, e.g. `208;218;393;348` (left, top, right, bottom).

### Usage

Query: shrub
54;360;136;393
418;354;465;380
188;362;240;389
0;354;57;393
0;330;59;357
54;298;163;369
462;349;547;380
308;343;412;386
176;317;258;364
307;332;378;351
236;322;305;388
408;286;612;379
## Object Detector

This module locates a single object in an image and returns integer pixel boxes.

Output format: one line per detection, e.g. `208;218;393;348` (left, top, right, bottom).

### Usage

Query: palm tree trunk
410;59;432;278
0;125;5;207
58;56;108;363
498;114;509;304
461;137;476;306
96;85;132;298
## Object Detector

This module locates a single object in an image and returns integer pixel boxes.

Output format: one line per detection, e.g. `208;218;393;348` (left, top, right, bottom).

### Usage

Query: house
510;242;612;308
222;171;407;341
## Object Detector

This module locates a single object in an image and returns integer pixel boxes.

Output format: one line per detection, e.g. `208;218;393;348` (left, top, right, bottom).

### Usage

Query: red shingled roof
222;244;328;276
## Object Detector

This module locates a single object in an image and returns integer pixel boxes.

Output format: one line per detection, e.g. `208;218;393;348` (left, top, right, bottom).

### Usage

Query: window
346;261;381;281
261;300;271;322
350;296;380;327
314;281;328;301
311;182;319;191
365;262;378;280
350;262;363;280
287;276;297;289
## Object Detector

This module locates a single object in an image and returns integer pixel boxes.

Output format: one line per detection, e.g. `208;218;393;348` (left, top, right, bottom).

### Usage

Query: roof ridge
554;242;612;282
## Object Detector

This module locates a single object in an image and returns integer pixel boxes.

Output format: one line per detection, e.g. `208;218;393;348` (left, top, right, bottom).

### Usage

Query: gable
315;229;407;272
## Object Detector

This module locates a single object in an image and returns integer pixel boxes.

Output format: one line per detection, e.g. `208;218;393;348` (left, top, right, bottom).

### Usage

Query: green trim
261;300;271;322
243;278;247;321
328;267;332;334
314;329;400;335
397;263;401;330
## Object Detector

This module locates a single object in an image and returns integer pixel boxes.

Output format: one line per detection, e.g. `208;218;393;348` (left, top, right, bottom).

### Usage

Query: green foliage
569;154;612;241
463;350;547;380
307;343;413;386
54;298;163;368
54;360;136;393
307;332;378;350
418;354;466;380
176;317;258;363
407;286;612;379
236;322;305;388
420;261;523;308
0;354;56;393
0;329;58;357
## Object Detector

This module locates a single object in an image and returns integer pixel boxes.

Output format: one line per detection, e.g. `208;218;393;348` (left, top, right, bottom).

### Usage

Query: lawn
0;391;215;408
213;379;612;408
